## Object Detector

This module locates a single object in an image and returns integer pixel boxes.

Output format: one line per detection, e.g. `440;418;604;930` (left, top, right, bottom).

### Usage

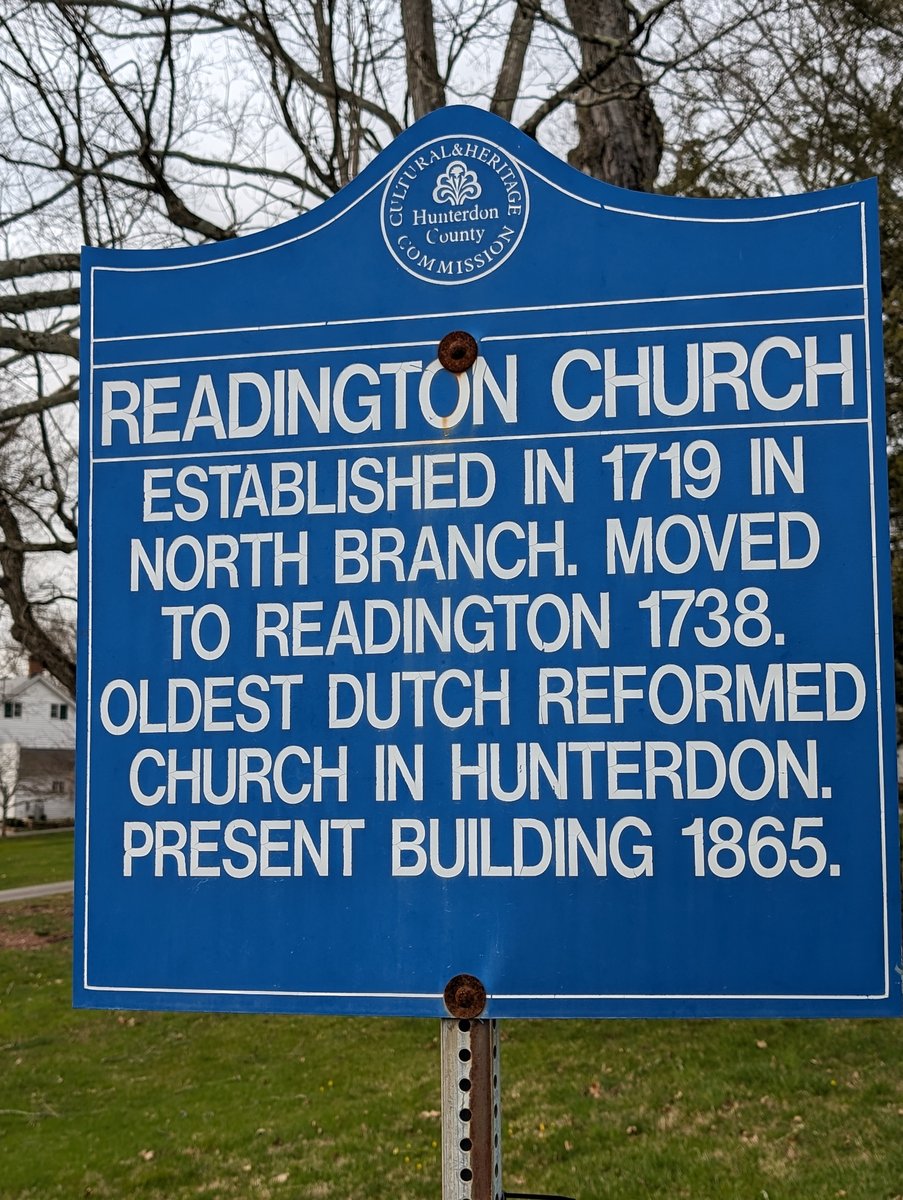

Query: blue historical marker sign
76;107;902;1017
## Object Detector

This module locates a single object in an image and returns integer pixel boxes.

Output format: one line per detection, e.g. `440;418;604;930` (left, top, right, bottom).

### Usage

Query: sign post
78;103;901;1194
440;1006;502;1200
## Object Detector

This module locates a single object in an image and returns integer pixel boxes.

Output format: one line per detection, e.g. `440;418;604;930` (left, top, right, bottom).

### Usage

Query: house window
51;780;67;794
3;701;22;718
51;703;69;719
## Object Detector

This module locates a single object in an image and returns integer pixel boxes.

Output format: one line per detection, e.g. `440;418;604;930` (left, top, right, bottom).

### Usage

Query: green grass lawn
1;895;903;1198
0;830;73;891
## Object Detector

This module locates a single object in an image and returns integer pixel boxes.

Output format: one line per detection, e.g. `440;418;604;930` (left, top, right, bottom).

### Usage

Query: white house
0;665;75;826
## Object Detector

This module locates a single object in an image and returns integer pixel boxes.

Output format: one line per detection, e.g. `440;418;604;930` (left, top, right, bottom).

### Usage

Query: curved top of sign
83;104;877;343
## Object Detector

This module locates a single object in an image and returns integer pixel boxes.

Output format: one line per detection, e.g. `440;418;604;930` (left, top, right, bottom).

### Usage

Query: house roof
0;673;73;703
19;745;75;773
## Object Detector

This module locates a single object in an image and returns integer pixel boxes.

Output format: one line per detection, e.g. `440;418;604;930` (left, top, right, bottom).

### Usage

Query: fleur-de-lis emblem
432;160;482;206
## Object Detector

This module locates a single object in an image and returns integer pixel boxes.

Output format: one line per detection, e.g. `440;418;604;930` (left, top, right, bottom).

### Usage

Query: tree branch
0;255;80;283
0;492;75;695
0;328;79;360
0;382;77;428
0;288;80;317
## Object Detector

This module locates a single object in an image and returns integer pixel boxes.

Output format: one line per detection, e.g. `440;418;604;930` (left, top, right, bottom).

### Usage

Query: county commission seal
381;135;530;285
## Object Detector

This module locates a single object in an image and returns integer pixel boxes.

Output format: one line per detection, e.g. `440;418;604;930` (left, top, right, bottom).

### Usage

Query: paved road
0;880;73;904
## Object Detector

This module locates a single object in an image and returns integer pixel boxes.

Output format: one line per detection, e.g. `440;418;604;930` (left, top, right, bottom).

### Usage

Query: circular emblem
381;135;529;285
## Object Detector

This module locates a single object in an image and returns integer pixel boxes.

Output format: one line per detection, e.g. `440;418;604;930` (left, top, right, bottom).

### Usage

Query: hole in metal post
460;1108;472;1121
459;1049;472;1062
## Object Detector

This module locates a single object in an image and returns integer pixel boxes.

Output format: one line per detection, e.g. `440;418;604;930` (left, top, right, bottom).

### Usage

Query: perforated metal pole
440;1010;502;1200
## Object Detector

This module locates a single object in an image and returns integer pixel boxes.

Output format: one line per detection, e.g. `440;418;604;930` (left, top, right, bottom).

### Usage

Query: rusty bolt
438;331;478;373
444;973;487;1018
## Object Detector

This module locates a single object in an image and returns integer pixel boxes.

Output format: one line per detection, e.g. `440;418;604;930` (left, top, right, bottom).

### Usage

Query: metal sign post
441;977;502;1200
439;986;575;1200
440;1010;502;1200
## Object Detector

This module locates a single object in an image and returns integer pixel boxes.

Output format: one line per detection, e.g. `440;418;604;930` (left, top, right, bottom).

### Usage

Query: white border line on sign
92;313;863;373
88;167;396;275
860;202;890;996
518;158;603;208
83;202;893;1004
93;416;870;468
93;283;863;345
602;200;860;224
82;985;887;1002
83;279;95;992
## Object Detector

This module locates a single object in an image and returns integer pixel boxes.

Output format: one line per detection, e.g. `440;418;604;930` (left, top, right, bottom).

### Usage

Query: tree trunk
563;0;663;190
400;0;446;119
0;495;76;696
491;0;539;122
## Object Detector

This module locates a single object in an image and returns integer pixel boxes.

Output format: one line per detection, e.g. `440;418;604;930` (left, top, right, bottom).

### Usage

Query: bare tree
0;0;683;689
659;0;903;705
0;0;899;690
